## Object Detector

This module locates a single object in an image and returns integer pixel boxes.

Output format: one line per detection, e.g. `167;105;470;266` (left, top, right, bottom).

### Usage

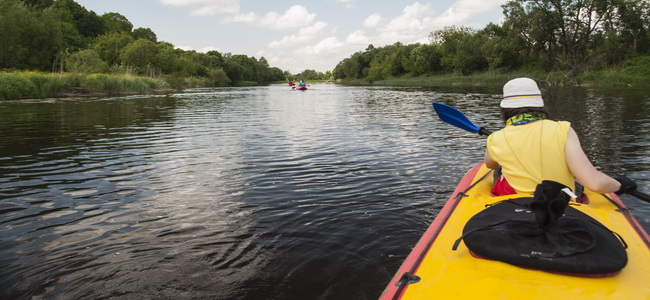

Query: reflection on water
1;84;649;299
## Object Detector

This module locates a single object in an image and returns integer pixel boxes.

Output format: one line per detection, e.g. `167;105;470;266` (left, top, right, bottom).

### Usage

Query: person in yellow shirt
484;77;636;196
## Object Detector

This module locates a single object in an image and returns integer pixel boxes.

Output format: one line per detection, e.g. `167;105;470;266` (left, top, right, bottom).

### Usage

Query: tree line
334;0;650;82
0;0;289;87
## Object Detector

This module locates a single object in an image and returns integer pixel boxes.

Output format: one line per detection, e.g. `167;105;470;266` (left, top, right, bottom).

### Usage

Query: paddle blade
433;103;482;134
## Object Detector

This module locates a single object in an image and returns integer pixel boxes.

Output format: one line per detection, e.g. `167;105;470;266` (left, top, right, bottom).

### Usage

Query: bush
164;74;186;89
620;56;650;77
25;73;76;98
208;68;232;86
81;74;167;94
0;71;169;100
0;72;36;100
67;50;109;74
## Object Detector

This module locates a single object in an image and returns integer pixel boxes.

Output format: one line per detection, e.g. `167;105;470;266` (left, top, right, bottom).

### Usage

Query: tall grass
354;72;545;87
341;56;650;88
576;56;650;87
0;71;169;100
0;72;37;100
81;74;165;94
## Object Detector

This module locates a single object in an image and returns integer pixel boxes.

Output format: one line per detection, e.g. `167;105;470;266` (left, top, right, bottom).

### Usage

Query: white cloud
346;30;371;45
264;1;508;73
336;0;355;9
176;45;221;53
177;0;506;73
363;13;382;28
176;45;194;51
435;0;509;27
380;3;433;34
199;46;221;52
311;37;344;54
267;36;347;73
190;4;240;16
222;5;316;30
350;1;506;48
159;0;240;16
227;12;257;23
267;21;328;48
160;0;227;5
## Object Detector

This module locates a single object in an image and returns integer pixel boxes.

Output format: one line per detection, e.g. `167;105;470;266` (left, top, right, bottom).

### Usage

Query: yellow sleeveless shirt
486;120;574;194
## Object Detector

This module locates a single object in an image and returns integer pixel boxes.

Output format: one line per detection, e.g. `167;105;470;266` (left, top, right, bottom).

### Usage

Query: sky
74;0;509;74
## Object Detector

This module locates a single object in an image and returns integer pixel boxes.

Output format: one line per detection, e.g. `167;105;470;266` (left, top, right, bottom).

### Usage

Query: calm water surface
1;83;649;299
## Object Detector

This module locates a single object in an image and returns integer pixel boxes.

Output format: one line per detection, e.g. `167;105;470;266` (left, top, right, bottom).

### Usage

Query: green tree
21;0;53;9
101;12;132;33
433;26;482;74
50;0;105;50
132;27;157;42
92;32;133;67
206;51;225;67
269;67;286;81
0;0;62;70
402;43;442;75
67;49;108;73
154;42;179;74
222;53;244;84
501;0;650;75
121;39;158;75
295;69;322;80
477;23;521;71
207;68;231;86
333;44;377;80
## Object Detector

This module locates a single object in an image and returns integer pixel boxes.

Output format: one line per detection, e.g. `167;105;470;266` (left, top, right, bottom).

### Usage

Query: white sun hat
500;78;544;108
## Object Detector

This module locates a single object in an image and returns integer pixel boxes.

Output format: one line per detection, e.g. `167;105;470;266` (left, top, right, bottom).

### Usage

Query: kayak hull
380;163;650;299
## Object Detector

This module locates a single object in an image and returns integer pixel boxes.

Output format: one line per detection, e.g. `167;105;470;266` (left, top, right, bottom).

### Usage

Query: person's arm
565;127;621;193
484;148;500;169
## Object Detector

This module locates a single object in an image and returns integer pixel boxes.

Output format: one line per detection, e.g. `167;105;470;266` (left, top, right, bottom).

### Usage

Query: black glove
614;175;637;195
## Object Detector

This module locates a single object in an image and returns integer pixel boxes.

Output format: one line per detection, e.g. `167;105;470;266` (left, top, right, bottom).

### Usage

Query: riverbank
0;71;289;100
339;56;650;88
0;71;171;100
4;56;649;100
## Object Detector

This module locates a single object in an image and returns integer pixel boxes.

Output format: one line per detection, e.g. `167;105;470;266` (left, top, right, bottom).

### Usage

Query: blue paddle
432;102;650;203
432;103;492;136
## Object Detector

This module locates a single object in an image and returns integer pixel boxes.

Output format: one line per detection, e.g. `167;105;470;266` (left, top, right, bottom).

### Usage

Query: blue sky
74;0;509;73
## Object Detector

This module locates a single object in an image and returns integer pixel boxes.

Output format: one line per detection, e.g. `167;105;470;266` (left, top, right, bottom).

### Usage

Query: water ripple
0;84;648;299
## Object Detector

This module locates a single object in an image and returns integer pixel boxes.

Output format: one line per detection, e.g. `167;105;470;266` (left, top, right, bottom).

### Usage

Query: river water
1;83;649;299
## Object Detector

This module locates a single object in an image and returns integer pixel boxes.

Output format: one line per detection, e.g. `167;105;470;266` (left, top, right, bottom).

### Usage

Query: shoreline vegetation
3;56;648;101
340;61;650;89
0;71;169;100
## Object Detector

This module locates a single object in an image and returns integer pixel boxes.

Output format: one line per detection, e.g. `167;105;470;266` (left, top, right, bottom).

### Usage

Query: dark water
1;83;649;299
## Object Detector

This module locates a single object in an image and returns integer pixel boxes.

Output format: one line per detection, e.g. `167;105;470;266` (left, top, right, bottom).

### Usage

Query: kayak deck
381;163;650;299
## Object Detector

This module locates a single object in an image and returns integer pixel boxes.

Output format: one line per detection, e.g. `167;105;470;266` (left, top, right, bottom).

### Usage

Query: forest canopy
333;0;650;82
0;0;287;87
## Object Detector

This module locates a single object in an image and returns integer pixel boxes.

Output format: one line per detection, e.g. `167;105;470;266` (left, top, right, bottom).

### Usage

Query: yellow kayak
380;163;650;299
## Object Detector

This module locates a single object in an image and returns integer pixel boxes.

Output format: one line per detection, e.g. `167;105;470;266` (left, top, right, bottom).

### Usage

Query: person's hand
614;175;637;195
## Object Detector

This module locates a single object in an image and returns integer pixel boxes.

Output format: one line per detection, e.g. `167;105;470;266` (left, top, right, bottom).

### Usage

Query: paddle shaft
478;127;492;136
629;190;650;203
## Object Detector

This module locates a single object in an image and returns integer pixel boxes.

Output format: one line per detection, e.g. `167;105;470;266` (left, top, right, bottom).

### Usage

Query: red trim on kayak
380;163;485;300
380;163;650;299
604;193;650;250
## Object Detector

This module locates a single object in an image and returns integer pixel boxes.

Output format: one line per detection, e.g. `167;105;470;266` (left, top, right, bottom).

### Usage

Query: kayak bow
380;163;650;299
